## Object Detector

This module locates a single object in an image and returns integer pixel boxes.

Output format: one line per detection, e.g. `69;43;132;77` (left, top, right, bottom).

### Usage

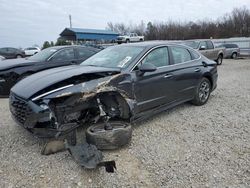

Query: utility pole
69;15;72;28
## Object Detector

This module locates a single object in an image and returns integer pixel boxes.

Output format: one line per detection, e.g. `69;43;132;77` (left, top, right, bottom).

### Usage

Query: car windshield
80;46;144;68
183;41;200;49
28;48;58;61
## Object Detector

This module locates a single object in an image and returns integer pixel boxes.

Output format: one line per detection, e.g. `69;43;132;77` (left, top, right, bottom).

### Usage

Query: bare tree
107;6;250;40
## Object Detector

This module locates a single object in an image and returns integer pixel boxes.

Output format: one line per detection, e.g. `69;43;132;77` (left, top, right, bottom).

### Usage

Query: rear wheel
216;54;223;65
192;78;211;106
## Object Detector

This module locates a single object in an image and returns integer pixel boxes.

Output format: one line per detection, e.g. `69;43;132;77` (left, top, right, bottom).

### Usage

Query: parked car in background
0;47;25;59
9;42;217;138
0;55;5;61
183;40;224;65
117;33;144;44
217;44;240;59
24;47;41;56
0;45;100;96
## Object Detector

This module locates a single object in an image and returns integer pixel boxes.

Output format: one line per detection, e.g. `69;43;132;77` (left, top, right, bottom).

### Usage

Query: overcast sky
0;0;249;48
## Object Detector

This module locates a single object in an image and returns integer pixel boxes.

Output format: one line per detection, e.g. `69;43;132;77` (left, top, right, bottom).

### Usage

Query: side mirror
199;46;206;50
138;63;157;76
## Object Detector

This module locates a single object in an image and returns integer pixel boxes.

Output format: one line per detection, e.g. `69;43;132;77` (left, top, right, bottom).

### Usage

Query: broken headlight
40;104;49;110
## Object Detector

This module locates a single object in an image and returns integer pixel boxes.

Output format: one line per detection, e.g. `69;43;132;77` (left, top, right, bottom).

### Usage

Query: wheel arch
218;52;223;58
97;91;133;120
202;73;213;89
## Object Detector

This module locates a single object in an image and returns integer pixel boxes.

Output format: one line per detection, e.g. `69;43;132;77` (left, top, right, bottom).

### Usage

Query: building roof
62;28;118;35
60;28;119;41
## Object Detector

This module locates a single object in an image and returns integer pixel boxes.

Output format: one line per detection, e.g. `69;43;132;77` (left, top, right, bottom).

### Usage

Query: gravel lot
0;59;250;188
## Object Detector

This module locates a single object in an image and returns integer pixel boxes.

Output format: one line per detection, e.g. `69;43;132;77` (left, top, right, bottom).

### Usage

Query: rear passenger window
78;48;95;59
170;47;192;64
142;47;169;67
51;48;74;61
189;49;200;59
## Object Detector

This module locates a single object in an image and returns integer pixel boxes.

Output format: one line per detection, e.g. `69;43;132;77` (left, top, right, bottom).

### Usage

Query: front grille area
9;93;32;125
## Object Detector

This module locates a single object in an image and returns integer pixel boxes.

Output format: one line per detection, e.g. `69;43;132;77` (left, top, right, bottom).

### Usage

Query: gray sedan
218;44;240;59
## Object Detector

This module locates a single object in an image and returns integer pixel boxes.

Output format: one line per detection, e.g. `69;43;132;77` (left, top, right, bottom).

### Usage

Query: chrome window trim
47;48;74;62
130;45;201;72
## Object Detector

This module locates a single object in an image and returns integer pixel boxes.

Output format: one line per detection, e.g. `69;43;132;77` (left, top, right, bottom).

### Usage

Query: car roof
0;47;19;49
184;39;212;42
117;40;183;48
47;45;101;51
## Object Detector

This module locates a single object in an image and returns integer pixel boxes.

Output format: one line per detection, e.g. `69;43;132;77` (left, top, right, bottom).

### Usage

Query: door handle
164;74;173;78
194;68;201;72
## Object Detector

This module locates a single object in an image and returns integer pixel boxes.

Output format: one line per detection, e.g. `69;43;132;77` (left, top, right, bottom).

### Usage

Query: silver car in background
218;44;240;59
24;47;41;56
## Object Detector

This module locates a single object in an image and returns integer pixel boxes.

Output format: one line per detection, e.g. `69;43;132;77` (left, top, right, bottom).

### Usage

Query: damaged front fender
41;73;137;116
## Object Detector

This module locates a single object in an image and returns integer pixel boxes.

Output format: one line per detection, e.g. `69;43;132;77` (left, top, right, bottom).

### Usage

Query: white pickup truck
117;33;144;44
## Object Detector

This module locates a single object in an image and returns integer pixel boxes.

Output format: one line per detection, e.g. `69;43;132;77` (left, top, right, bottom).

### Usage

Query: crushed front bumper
9;93;73;138
0;79;12;97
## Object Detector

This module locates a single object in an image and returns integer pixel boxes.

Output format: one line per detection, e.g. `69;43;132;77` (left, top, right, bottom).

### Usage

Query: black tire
16;54;23;58
191;78;211;106
216;54;223;65
86;121;132;150
126;39;130;43
231;52;237;59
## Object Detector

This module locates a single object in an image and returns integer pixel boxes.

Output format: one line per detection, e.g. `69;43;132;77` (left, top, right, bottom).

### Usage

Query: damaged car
0;45;100;96
9;42;217;169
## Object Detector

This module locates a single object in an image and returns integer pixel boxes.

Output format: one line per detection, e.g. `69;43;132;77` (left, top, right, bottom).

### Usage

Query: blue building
60;28;119;42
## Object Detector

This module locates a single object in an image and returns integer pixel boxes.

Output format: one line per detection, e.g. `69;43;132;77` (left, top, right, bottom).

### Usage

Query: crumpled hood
11;65;120;99
0;58;35;71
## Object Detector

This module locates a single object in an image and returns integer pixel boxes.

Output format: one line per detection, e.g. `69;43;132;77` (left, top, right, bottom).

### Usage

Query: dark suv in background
0;45;100;96
0;47;25;59
218;44;240;59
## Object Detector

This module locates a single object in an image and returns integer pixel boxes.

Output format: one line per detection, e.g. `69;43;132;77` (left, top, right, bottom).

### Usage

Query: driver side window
142;47;169;68
200;41;207;50
50;48;74;62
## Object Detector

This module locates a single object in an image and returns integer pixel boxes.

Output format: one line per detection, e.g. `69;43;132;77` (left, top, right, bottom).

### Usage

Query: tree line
42;39;71;49
106;6;250;40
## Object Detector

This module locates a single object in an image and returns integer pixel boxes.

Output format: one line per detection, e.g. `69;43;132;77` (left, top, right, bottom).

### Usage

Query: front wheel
231;52;237;59
216;54;223;65
192;78;211;106
86;121;132;150
16;55;23;58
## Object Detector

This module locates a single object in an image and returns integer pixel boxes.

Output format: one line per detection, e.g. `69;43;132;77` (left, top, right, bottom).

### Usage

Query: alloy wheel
199;81;210;103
